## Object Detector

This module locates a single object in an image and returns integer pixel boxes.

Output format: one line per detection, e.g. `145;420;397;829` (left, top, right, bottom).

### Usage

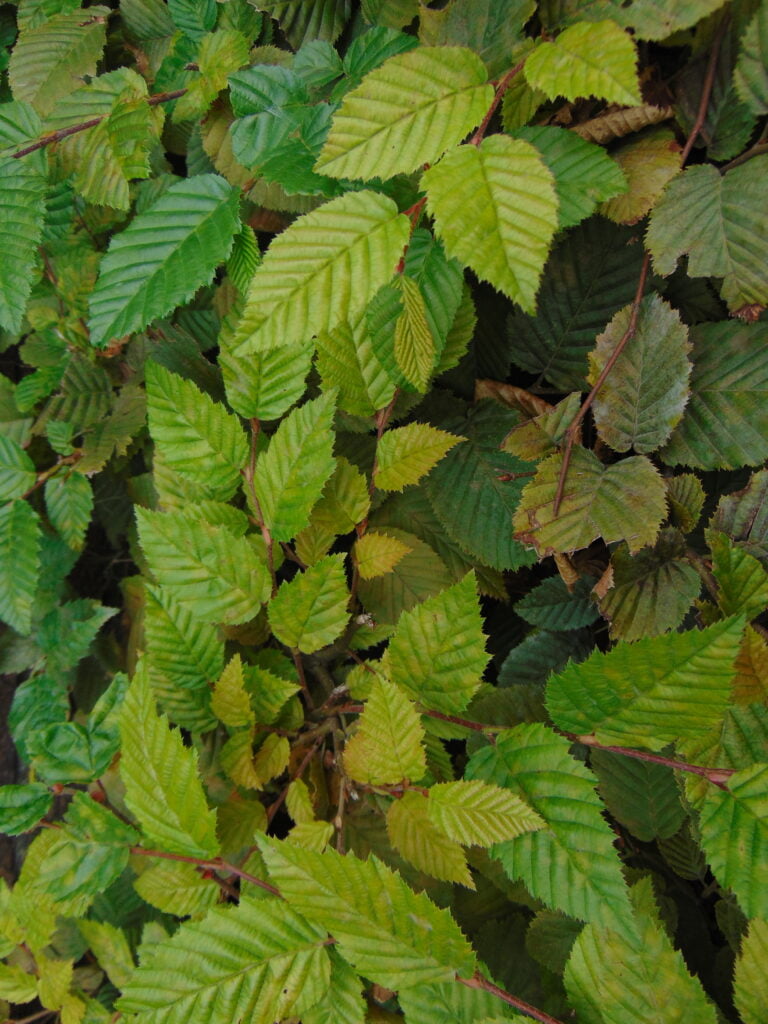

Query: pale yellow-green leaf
374;422;464;492
252;733;290;786
734;918;768;1024
394;275;436;392
428;780;545;847
244;660;301;724
287;821;334;852
387;791;473;887
0;963;37;1003
524;20;641;107
295;521;337;566
133;858;220;918
36;954;73;1011
286;779;316;825
354;532;412;580
343;677;427;785
268;554;350;653
216;797;268;857
312;457;371;535
173;29;250;121
315;314;397;418
219;728;261;790
212;654;255;728
76;920;134;989
599;128;682;225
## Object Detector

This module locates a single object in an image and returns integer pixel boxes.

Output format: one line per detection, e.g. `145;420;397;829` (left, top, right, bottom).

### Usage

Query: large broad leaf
117;898;330;1024
146;362;247;502
343;676;427;785
253;391;336;542
514;448;667;557
417;0;534;78
119;668;219;858
258;0;351;47
564;877;718;1024
734;918;768;1024
735;2;768;115
546;615;744;749
268;554;349;653
659;321;768;470
589;749;686;842
422;135;558;313
387;573;489;714
589;294;691;454
232;190;409;355
0;156;46;333
316;46;492;180
524;19;641;106
467;724;633;932
260;837;478;989
646;158;768;312
0;498;41;635
89;175;240;346
548;0;727;40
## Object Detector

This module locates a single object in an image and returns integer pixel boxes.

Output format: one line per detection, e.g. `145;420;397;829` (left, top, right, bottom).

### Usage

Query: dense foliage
0;1;767;1022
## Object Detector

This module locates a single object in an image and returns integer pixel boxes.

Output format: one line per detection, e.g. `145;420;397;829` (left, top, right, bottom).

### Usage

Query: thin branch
572;734;734;789
292;648;315;710
470;61;526;146
460;972;568;1024
129;846;281;896
20;453;82;501
720;136;768;172
679;13;730;165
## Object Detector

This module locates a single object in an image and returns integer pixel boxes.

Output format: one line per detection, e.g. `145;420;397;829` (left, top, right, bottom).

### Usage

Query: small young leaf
44;473;94;550
387;791;473;887
375;423;464;492
212;654;255;728
354;531;411;580
428;780;545;846
268;554;349;653
343;676;427;785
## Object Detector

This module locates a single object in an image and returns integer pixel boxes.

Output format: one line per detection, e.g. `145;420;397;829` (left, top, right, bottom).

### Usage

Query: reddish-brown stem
460;973;567;1024
679;14;730;165
573;735;734;789
266;737;323;824
129;846;280;896
330;700;503;737
470;61;526;146
291;648;315;711
20;453;82;501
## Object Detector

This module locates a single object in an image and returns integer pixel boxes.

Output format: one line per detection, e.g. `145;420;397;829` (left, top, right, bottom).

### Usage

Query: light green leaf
734;918;768;1024
735;2;768;114
233;190;409;355
173;29;250;121
143;584;224;693
0;156;46;333
399;977;511;1024
546;615;744;749
375;422;464;492
357;527;454;624
120;668;219;858
268;554;349;653
417;0;534;78
253;391;336;542
710;529;768;621
589;748;686;842
136;507;270;624
468;723;633;931
260;837;478;988
343;676;427;785
302;949;366;1024
589;294;691;453
423;135;557;313
146;362;247;502
78;919;134;989
89;174;240;346
514;447;667;557
0;783;52;836
524;20;641;105
0;498;41;635
221;339;313;421
428;779;545;847
133;858;219;917
394;275;437;392
252;733;291;787
118;898;331;1024
245;655;301;724
387;791;473;887
44;473;94;550
316;45;492;180
0;963;37;1003
212;654;255;728
550;0;731;41
659;321;768;469
315;314;397;418
0;435;35;501
388;573;489;714
646;158;768;311
354;531;412;580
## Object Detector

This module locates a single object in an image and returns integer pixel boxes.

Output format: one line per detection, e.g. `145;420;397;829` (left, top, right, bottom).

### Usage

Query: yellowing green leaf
77;920;134;989
212;655;255;728
354;531;412;580
524;20;641;106
394;275;437;392
0;962;37;1003
287;821;334;852
710;529;768;621
343;677;426;785
315;315;397;418
734;918;768;1024
132;859;219;918
312;457;371;536
252;733;290;786
428;780;545;847
598;127;682;224
375;422;464;492
387;791;473;887
221;337;313;421
423;135;557;313
219;728;261;789
268;554;349;653
36;953;74;1011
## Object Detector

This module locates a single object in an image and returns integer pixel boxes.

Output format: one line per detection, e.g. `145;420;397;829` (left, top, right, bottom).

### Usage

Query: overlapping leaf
314;315;396;417
0;155;46;334
375;423;464;492
344;676;426;785
353;531;411;579
734;918;768;1024
386;791;473;887
221;339;314;421
268;554;349;653
428;780;544;846
0;499;41;635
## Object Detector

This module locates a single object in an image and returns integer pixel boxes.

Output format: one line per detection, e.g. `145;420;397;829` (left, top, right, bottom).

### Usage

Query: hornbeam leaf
565;877;718;1024
343;676;427;785
712;470;768;568
551;0;732;41
253;391;336;542
117;898;331;1024
136;508;270;624
546;615;744;750
399;978;511;1024
143;585;224;693
589;748;686;842
734;918;768;1024
221;338;313;421
0;499;41;636
387;573;489;714
268;554;349;653
302;949;365;1024
394;275;437;392
0;156;46;333
146;363;247;502
417;0;534;79
646;158;768;311
422;135;557;313
428;780;545;847
524;20;641;106
374;422;464;492
387;791;473;888
0;436;35;502
589;294;691;454
514;447;667;556
0;784;53;836
659;321;768;470
258;0;351;48
232;190;410;355
315;314;397;417
316;46;493;180
735;2;768;114
260;838;478;989
212;655;255;728
353;531;412;580
598;127;682;225
709;530;768;621
357;527;454;624
119;668;219;858
516;574;599;631
43;473;93;551
468;723;633;931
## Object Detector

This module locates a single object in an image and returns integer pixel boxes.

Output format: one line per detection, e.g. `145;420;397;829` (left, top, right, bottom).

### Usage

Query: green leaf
0;498;41;635
735;2;768;115
0;783;52;835
589;294;691;454
212;654;255;728
89;174;240;347
146;362;248;502
525;19;640;105
119;668;220;858
710;529;768;621
37;598;116;676
394;275;438;392
0;435;35;501
9;8;109;116
386;790;473;887
387;573;489;714
133;858;219;917
375;423;464;492
546;615;744;749
0;156;46;333
428;779;545;846
0;963;38;1003
118;898;331;1024
315;314;397;418
498;628;594;687
399;977;511;1024
734;918;768;1024
712;470;768;568
143;584;224;695
589;748;686;842
221;339;313;421
167;0;216;39
666;472;705;533
77;919;135;989
514;448;667;557
44;472;93;550
233;190;409;355
659;321;768;469
258;0;351;47
316;46;492;180
417;0;534;78
646;159;768;312
551;0;731;41
598;127;682;225
515;575;599;631
260;837;478;988
422;135;558;313
564;877;718;1024
354;531;412;579
357;527;454;624
343;676;427;785
268;554;349;653
302;949;366;1024
136;507;271;624
515;125;627;229
253;390;337;542
468;723;633;931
